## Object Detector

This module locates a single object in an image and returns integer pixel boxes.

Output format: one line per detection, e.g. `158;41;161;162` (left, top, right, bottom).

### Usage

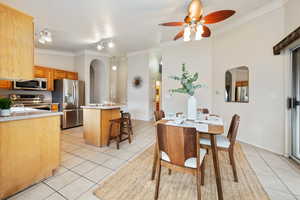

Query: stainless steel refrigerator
52;79;85;129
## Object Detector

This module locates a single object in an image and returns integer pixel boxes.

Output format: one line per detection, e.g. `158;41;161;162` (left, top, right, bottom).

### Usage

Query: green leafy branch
169;63;203;96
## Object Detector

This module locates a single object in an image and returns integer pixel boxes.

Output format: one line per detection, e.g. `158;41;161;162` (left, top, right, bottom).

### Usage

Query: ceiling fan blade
174;30;184;40
202;25;211;37
203;10;235;24
159;22;185;26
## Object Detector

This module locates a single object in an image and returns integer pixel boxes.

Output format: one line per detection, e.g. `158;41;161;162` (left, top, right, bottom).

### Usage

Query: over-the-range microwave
13;78;47;91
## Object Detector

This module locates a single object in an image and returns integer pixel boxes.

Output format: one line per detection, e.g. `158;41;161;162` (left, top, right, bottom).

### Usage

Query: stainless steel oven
13;78;47;91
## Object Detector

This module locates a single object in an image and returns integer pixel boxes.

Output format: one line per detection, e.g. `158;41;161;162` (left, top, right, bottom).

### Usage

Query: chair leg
107;123;113;147
196;167;202;200
128;126;132;144
116;135;120;150
201;157;206;186
154;161;162;200
168;169;172;175
151;144;158;180
229;148;238;182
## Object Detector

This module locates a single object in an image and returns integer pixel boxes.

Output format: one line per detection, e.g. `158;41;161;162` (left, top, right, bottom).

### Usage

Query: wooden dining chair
200;114;240;182
154;123;207;200
151;110;168;180
197;108;209;114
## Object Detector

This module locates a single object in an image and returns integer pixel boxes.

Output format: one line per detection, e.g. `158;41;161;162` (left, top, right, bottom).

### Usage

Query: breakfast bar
81;105;123;147
0;108;62;200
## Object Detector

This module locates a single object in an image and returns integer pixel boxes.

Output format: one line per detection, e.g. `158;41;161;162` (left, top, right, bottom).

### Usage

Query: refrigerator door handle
73;82;76;105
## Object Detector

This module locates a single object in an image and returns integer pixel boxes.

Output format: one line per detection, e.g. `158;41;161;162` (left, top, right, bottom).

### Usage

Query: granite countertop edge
0;112;63;122
81;105;125;110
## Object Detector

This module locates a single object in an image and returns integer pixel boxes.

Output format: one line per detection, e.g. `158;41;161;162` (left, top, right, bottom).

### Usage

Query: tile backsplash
0;89;52;102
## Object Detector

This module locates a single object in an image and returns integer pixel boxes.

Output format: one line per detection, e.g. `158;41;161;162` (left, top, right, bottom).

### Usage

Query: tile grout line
254;147;298;199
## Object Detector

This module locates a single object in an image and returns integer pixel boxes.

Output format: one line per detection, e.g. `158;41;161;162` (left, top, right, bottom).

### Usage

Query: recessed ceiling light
38;29;52;44
108;41;115;48
97;44;104;51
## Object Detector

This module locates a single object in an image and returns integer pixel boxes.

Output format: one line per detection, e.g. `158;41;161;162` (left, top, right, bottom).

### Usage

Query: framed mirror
225;66;249;103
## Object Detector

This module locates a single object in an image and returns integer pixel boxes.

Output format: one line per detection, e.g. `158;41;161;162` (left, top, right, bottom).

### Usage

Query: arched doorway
90;59;105;104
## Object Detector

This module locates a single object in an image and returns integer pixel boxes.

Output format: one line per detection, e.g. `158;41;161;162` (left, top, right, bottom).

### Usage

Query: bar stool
107;117;132;149
121;111;133;136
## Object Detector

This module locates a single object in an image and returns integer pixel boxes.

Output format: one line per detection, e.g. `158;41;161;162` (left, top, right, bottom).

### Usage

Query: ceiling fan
159;0;235;41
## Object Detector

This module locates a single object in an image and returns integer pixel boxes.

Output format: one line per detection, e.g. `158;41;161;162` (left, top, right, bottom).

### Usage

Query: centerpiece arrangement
169;64;203;120
0;98;12;117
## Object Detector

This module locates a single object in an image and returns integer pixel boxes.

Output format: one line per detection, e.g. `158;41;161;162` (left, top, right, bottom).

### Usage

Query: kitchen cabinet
0;80;12;89
34;66;54;91
54;69;78;80
66;71;78;80
33;66;78;91
83;107;121;147
0;3;34;80
0;115;60;199
54;70;67;80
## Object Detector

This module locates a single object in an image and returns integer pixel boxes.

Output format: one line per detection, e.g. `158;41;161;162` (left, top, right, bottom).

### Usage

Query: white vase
187;96;197;120
0;109;11;117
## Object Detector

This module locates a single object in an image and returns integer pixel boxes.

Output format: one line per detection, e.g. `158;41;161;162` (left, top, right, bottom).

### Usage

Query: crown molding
35;48;75;57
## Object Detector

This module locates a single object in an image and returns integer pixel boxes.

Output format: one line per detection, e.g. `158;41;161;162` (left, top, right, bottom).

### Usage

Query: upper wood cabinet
0;3;34;80
66;72;78;80
54;70;67;80
33;66;78;91
0;80;12;89
34;66;54;91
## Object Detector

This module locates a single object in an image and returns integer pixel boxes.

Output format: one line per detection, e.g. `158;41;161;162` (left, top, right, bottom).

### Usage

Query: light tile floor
6;120;300;200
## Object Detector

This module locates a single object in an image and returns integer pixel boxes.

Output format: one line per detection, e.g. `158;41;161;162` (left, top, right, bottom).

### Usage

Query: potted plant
169;63;203;120
0;98;12;117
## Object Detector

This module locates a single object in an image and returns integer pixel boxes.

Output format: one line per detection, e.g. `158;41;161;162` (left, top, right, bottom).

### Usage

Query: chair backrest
227;114;240;145
154;110;165;122
156;123;198;168
197;108;209;114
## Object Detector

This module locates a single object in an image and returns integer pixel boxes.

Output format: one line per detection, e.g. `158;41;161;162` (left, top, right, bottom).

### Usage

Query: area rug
94;143;269;200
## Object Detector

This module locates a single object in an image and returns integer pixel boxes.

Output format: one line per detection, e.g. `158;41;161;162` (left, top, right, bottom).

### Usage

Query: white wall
109;56;128;104
161;40;213;115
74;51;110;104
127;52;152;120
212;7;285;154
284;0;300;35
35;49;75;71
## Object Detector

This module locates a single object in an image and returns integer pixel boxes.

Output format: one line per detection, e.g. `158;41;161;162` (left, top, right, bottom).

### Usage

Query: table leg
151;142;158;180
210;135;223;200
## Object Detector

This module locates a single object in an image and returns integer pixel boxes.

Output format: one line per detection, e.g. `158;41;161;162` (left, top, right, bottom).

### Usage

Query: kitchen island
81;105;123;147
0;108;62;200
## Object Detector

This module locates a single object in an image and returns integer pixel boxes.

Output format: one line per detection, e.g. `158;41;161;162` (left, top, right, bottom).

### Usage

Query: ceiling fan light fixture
184;26;191;42
195;24;204;40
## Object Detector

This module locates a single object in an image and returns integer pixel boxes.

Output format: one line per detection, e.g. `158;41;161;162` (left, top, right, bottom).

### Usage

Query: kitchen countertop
81;104;125;110
0;107;63;122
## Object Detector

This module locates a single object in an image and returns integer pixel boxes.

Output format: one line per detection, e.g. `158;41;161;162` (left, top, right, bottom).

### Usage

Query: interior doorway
291;46;300;162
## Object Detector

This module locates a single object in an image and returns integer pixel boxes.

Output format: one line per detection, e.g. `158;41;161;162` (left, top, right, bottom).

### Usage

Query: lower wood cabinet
0;116;60;199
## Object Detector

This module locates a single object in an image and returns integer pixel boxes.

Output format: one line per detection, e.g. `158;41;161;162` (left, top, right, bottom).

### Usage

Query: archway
89;59;105;104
